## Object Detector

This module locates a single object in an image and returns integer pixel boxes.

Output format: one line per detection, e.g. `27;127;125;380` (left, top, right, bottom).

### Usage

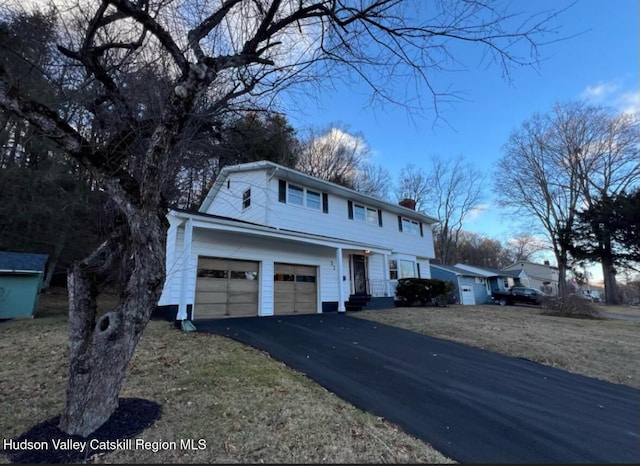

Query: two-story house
158;161;438;320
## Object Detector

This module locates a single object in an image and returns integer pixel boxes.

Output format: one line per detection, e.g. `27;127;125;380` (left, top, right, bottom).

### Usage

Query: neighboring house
0;251;48;319
453;263;522;301
158;161;438;320
429;264;492;305
501;261;559;295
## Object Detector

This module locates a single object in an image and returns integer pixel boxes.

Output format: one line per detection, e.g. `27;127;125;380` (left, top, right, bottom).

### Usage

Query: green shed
0;251;49;319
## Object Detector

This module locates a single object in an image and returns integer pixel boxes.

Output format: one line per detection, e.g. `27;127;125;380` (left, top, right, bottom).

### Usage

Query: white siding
265;178;434;259
204;170;268;225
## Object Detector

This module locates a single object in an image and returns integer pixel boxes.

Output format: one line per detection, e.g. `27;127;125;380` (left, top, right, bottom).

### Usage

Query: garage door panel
198;258;229;270
227;280;259;293
228;293;258;305
194;291;228;303
194;303;229;319
195;280;228;292
229;260;259;272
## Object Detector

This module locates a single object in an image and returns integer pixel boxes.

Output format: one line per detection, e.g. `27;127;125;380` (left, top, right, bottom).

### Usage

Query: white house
158;161;438;320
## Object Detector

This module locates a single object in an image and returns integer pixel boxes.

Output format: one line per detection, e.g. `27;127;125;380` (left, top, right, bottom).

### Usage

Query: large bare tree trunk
59;195;167;437
602;262;620;305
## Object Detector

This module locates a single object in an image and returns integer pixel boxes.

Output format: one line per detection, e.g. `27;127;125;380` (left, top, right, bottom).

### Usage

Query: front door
352;254;368;296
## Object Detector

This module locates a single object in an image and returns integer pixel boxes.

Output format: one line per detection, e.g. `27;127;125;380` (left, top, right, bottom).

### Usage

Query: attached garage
274;263;318;314
195;257;259;318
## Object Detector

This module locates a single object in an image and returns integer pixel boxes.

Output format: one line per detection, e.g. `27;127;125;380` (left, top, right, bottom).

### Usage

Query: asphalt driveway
195;313;639;464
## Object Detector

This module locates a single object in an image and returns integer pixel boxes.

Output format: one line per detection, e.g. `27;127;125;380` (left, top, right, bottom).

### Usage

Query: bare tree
0;0;564;436
395;163;431;211
494;101;638;302
352;161;392;199
505;233;546;262
397;156;486;265
296;123;369;187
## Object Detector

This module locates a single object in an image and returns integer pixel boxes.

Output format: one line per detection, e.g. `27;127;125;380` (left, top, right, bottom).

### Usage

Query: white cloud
580;82;619;100
466;203;489;222
580;80;639;114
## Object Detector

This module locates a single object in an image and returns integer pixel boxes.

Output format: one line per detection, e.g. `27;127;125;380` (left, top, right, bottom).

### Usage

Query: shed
0;251;49;319
430;264;491;305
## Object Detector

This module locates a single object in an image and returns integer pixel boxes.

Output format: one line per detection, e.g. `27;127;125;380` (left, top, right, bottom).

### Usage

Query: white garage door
460;285;476;305
274;263;317;315
195;257;259;318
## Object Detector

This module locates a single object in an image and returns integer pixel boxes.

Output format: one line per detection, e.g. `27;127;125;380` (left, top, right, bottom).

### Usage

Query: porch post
177;218;193;320
383;253;390;296
336;247;346;313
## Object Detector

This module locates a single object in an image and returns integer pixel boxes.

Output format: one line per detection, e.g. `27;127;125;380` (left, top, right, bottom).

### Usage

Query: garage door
274;263;317;315
195;257;259;318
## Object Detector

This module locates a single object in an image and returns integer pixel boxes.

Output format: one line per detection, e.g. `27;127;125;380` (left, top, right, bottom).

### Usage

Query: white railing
367;279;397;297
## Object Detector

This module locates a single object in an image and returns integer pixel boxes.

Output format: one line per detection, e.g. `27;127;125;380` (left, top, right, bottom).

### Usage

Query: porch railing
367;279;398;298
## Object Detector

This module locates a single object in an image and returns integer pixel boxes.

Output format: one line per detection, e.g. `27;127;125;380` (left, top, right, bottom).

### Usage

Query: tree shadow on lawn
4;398;161;464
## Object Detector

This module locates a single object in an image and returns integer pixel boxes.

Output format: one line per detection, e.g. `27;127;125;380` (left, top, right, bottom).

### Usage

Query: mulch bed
3;398;161;464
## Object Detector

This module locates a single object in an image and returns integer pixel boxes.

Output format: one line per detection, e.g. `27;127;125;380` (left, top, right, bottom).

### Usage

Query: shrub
540;293;600;319
395;278;455;307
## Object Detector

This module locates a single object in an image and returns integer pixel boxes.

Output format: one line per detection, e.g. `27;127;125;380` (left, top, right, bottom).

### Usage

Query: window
475;277;485;284
279;180;328;212
389;260;398;280
349;201;381;226
399;260;415;278
402;218;420;235
398;216;423;236
242;189;251;209
389;259;416;279
288;184;304;206
306;190;321;210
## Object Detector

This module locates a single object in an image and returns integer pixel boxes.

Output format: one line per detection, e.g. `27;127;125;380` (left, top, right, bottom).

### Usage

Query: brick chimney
399;198;416;210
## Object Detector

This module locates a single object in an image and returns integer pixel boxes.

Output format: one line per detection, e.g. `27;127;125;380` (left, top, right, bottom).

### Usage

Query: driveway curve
195;313;639;464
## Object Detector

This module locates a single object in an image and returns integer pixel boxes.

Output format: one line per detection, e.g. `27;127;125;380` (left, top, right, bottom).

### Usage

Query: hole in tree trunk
99;315;110;331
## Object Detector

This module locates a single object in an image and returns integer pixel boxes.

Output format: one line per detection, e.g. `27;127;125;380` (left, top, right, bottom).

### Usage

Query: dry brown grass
0;291;452;464
355;304;640;389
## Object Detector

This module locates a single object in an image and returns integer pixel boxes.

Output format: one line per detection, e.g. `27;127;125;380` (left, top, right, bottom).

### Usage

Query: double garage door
195;258;317;318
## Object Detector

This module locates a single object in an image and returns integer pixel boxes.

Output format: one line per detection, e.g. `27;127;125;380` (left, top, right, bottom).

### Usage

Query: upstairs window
306;190;321;210
278;180;328;213
398;216;423;236
242;189;251;209
348;201;383;226
288;184;304;206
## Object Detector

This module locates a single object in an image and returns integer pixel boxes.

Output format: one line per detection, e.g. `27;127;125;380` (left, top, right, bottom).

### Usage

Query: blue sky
280;0;639;265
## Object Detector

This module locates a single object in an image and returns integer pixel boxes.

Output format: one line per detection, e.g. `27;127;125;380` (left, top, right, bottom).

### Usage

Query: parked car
491;287;545;306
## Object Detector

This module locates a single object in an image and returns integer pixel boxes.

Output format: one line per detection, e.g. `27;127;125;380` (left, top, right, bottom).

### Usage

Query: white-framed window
399;260;415;278
279;180;327;212
389;259;416;279
401;217;421;235
287;184;304;206
305;190;321;210
475;277;485;284
389;260;398;279
350;201;380;225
